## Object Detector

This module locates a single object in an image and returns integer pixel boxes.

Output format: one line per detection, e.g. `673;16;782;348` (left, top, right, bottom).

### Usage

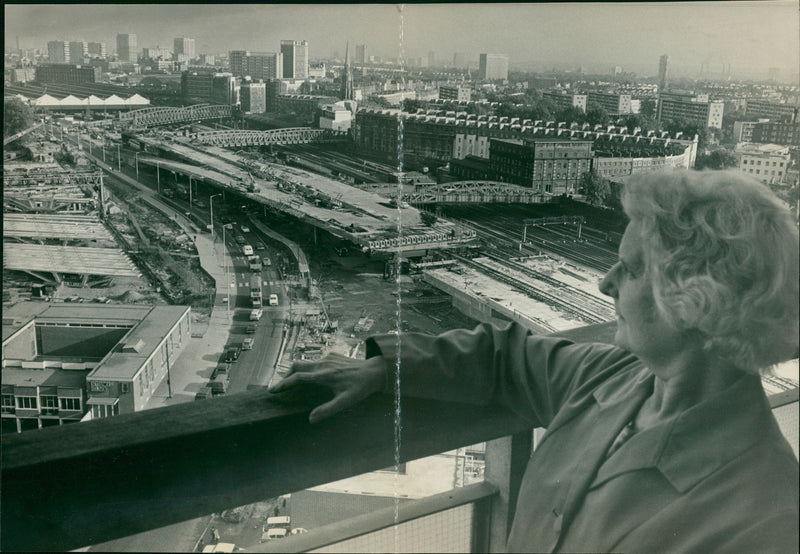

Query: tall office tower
355;44;367;65
174;37;196;60
246;52;283;81
280;39;309;79
340;42;354;101
658;54;669;91
478;53;509;81
116;34;137;63
48;41;69;63
229;50;248;76
453;52;466;68
68;41;88;64
88;42;107;59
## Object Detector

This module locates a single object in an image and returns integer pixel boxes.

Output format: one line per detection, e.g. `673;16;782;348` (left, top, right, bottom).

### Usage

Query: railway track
454;254;608;327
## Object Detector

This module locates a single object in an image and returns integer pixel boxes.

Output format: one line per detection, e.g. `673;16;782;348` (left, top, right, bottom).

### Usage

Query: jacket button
553;513;563;533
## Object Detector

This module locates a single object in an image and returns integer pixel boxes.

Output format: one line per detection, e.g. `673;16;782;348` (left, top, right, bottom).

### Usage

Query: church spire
341;41;354;101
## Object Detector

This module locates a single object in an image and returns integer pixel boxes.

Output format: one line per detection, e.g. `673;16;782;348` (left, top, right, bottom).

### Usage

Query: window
16;396;38;409
41;395;58;415
120;383;130;394
59;397;81;411
2;394;15;414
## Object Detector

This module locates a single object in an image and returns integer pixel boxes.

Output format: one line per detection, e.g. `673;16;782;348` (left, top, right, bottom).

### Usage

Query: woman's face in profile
600;223;686;366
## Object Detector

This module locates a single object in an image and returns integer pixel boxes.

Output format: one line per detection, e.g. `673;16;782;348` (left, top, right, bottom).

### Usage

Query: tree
4;98;34;138
586;106;609;126
401;98;424;113
420;211;437;226
639;98;657;118
694;149;739;170
579;171;611;207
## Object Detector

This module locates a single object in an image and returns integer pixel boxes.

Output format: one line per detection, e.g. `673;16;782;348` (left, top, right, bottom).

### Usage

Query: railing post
483;430;533;552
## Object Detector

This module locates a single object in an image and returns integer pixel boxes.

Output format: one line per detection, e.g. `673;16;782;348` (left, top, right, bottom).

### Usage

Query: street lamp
156;162;161;195
134;151;140;180
209;193;221;239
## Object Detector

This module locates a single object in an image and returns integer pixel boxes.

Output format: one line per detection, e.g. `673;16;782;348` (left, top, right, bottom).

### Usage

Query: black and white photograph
2;2;799;552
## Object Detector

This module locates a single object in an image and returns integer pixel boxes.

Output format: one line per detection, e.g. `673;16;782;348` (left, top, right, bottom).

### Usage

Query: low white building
319;100;357;132
735;143;791;185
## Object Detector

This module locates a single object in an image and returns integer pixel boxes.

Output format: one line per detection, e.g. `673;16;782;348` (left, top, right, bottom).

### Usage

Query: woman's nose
599;265;618;298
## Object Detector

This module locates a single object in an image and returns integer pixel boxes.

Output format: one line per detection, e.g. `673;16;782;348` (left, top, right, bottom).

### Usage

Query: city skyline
5;2;800;80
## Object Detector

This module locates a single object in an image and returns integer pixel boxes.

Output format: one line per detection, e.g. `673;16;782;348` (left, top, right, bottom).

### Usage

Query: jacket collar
592;371;774;493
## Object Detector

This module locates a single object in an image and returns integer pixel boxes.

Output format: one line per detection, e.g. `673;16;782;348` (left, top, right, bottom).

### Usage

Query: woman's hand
268;353;389;423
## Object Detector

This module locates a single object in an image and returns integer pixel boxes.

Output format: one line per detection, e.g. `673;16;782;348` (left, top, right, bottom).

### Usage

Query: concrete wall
2;322;38;361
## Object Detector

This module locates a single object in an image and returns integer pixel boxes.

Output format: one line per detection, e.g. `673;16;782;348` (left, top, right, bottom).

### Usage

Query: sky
5;2;799;79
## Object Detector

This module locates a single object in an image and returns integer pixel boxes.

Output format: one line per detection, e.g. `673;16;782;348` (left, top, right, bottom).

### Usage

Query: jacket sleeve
366;321;640;427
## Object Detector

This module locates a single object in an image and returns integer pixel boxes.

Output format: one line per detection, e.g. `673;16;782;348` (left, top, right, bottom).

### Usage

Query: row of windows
2;394;82;411
744;168;783;176
744;159;785;167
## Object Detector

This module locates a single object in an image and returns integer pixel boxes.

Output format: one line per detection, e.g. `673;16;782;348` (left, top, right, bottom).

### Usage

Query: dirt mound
115;290;145;303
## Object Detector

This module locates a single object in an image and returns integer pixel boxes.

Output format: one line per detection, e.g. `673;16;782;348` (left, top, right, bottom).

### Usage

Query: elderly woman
270;170;799;552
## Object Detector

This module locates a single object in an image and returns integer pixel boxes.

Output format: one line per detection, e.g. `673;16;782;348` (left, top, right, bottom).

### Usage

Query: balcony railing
3;322;796;553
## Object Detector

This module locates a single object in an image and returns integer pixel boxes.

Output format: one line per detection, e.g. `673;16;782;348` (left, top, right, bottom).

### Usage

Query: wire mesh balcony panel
314;504;474;553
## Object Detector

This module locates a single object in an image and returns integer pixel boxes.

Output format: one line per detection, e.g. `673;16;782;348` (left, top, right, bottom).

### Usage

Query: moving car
250;309;262;321
246;324;257;334
242;338;254;350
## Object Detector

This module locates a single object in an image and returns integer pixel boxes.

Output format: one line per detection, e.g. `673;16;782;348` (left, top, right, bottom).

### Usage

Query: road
66;126;291;552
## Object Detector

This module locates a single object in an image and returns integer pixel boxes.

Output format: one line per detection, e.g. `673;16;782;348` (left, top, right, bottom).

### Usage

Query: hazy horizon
5;2;799;80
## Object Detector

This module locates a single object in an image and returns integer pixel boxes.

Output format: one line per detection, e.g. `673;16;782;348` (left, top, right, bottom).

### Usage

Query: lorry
242;244;254;256
250;275;263;308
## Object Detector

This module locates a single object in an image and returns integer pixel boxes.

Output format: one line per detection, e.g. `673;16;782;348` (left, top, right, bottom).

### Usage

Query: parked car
241;226;250;233
195;388;212;400
243;338;254;350
250;309;262;321
225;347;241;362
207;377;228;395
212;363;231;379
256;243;266;250
246;324;257;334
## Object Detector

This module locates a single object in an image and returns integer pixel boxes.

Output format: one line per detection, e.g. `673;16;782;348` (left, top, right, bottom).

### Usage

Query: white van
242;244;254;256
261;528;287;542
269;293;279;306
267;516;291;527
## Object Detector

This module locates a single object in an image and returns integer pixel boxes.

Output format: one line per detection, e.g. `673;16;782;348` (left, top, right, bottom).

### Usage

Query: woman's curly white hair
622;169;799;374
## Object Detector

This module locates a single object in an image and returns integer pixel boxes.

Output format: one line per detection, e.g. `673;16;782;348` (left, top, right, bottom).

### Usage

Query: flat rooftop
3;244;140;277
2;367;87;389
3;213;114;242
88;305;190;381
36;304;153;326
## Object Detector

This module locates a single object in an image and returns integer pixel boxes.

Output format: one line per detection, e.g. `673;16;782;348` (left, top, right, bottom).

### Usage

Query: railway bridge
118;104;233;128
188;128;349;147
403;181;554;204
